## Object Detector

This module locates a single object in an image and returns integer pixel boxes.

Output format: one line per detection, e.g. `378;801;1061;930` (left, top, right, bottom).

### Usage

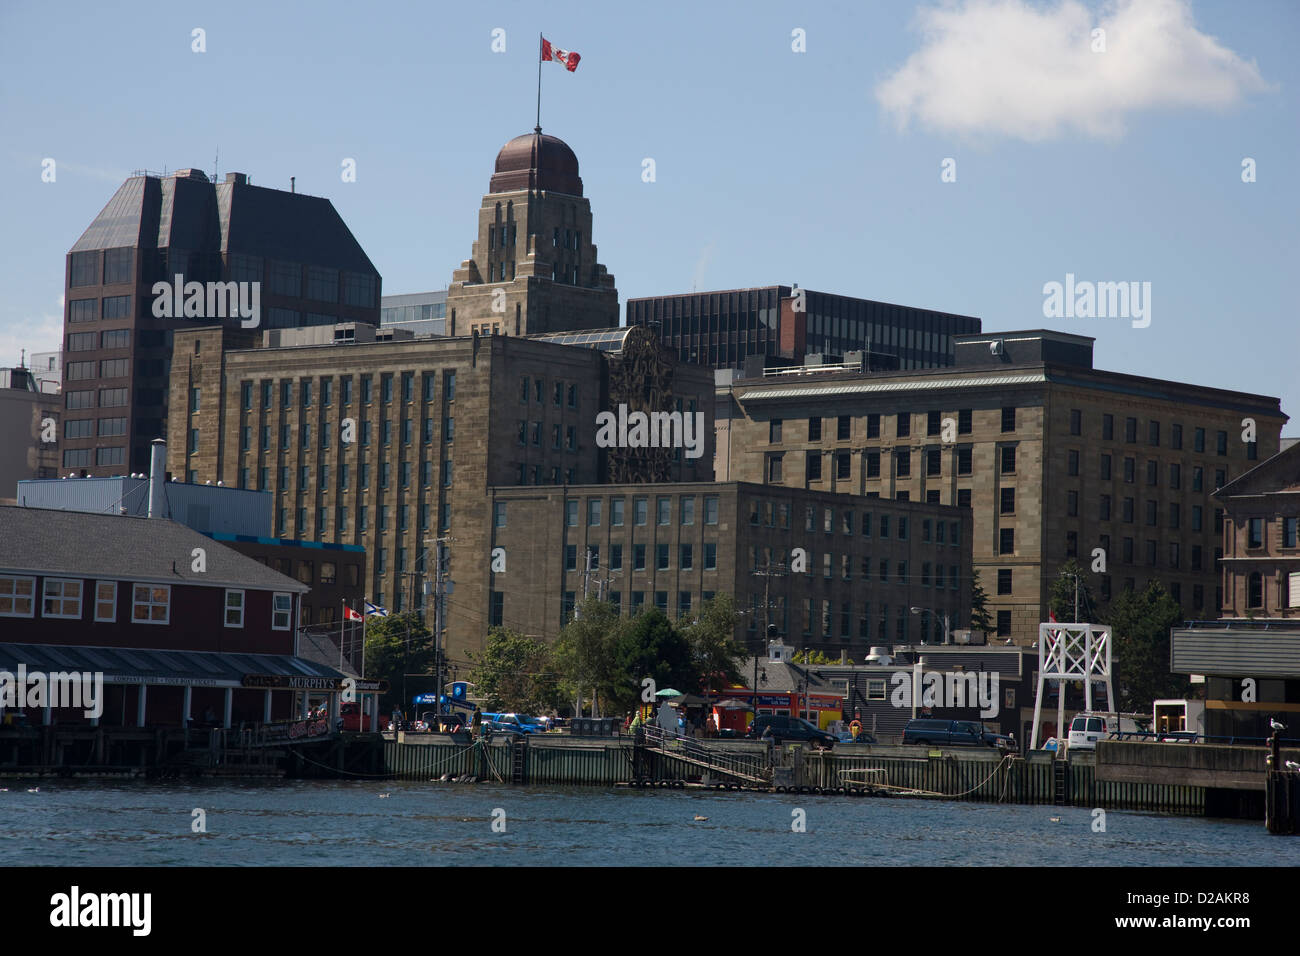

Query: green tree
680;592;746;697
1049;558;1100;622
609;608;698;714
363;613;436;713
468;628;564;714
970;569;992;633
790;649;853;665
553;595;629;716
1106;580;1191;712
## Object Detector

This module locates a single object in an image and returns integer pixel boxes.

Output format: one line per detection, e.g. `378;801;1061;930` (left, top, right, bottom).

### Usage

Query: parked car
745;715;836;748
902;718;1015;751
1067;713;1111;750
481;713;548;735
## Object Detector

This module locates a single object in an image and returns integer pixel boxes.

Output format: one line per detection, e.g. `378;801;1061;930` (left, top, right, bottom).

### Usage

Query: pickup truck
480;713;548;735
902;718;1016;751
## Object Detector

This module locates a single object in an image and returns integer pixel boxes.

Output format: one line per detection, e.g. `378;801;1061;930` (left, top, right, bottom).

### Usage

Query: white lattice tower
1029;622;1115;749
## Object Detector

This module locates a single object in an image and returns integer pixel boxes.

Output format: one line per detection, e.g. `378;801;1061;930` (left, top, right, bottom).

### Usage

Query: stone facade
1214;442;1300;619
166;327;714;666
486;481;972;655
715;330;1287;645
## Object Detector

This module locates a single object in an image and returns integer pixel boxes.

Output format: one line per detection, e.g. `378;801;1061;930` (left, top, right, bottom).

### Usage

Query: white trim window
94;581;117;622
272;592;293;630
0;575;36;617
132;584;171;624
42;578;83;619
224;589;245;628
867;679;887;701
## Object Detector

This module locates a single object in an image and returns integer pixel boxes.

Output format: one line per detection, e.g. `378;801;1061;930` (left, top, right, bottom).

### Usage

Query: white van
1067;713;1112;750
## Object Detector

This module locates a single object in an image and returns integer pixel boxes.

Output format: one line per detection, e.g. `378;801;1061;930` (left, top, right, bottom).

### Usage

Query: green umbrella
655;688;683;698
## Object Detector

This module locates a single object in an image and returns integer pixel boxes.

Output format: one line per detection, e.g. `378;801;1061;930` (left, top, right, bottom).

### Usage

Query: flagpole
361;603;367;680
340;601;345;669
536;32;543;131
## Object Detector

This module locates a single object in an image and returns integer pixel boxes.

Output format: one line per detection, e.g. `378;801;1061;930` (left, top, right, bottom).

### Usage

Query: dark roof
0;506;307;593
531;327;637;352
1215;440;1300;498
70;173;379;277
490;130;583;196
0;642;343;686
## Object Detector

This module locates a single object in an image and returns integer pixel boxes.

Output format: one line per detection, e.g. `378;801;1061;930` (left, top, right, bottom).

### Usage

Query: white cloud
876;0;1272;141
0;297;63;370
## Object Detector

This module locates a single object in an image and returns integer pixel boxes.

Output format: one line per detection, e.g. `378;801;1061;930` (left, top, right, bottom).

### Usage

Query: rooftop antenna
213;147;219;183
290;176;295;194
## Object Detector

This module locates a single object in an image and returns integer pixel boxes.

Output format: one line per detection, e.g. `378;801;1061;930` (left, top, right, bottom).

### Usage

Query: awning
0;642;347;690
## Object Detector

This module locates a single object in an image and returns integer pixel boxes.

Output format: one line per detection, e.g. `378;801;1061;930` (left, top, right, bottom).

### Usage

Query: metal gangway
637;723;771;787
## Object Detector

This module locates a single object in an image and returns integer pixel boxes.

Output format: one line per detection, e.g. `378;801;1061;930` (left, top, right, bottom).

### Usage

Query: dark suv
901;719;1015;751
746;715;836;748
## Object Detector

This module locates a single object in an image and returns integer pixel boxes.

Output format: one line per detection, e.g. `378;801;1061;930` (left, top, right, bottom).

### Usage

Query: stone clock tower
446;128;618;337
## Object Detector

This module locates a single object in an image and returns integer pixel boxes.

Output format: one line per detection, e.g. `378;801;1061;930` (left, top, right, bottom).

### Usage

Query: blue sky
2;0;1296;426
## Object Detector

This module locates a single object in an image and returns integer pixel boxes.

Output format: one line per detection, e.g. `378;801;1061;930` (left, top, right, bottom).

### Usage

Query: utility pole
431;537;450;717
750;560;788;718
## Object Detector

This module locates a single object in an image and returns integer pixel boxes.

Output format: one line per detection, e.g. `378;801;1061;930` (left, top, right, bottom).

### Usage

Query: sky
2;0;1297;426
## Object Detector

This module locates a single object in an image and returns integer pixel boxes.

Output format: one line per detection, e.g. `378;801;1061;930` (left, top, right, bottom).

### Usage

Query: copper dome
490;129;583;196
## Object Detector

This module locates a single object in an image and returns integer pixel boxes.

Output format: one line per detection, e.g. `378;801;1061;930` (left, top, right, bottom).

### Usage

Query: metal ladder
1052;759;1068;805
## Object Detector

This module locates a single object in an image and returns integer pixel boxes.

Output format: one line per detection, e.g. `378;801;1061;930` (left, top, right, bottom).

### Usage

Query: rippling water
0;779;1287;866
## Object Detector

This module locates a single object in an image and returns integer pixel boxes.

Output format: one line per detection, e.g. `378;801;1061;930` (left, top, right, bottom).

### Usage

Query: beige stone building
487;481;971;653
165;324;714;664
716;330;1287;644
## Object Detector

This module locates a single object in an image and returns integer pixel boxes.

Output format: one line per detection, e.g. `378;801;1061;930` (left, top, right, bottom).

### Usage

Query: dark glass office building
626;286;981;371
63;168;381;477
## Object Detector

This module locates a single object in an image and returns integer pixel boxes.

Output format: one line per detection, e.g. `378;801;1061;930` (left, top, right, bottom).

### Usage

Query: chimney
148;439;168;518
225;172;248;185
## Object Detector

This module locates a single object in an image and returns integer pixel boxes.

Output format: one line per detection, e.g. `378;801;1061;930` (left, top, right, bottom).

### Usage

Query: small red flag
344;606;363;621
1048;609;1058;623
541;37;581;72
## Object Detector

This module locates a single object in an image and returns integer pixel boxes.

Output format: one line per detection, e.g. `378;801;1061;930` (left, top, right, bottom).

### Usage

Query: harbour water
0;779;1291;866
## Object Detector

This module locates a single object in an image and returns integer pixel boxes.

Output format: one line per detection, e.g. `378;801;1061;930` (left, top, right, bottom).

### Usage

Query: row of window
1242;572;1299;610
558;495;722;529
771;408;991;444
519;377;582;409
1090;496;1223;533
65;388;127;410
277;503;452;539
66;359;129;381
770;444;1020;483
235;458;453;495
63;447;125;468
518;421;579;452
0;575;293;629
232;416;455;454
64;417;127;439
238;371;457;412
1242;516;1300;550
561;542;721;573
1081;413;1239;457
751;548;964;588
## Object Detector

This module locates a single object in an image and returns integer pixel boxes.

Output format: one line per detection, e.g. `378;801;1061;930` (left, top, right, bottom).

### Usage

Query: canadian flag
541;37;581;72
344;605;363;622
1048;609;1058;623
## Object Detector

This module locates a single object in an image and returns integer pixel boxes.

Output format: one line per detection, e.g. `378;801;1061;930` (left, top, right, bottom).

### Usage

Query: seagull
1049;816;1060;822
1285;761;1300;772
693;815;708;821
1270;718;1286;733
27;787;39;793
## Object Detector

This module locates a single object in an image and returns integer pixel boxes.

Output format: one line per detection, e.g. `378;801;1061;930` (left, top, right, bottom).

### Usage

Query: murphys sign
241;674;390;692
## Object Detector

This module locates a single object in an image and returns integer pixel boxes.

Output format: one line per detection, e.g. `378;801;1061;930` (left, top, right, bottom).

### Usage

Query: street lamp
910;607;950;645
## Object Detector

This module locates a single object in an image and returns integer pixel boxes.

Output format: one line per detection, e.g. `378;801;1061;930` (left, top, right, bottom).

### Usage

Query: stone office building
716;329;1287;645
166;323;714;663
486;481;972;653
62;167;380;478
1171;442;1300;739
